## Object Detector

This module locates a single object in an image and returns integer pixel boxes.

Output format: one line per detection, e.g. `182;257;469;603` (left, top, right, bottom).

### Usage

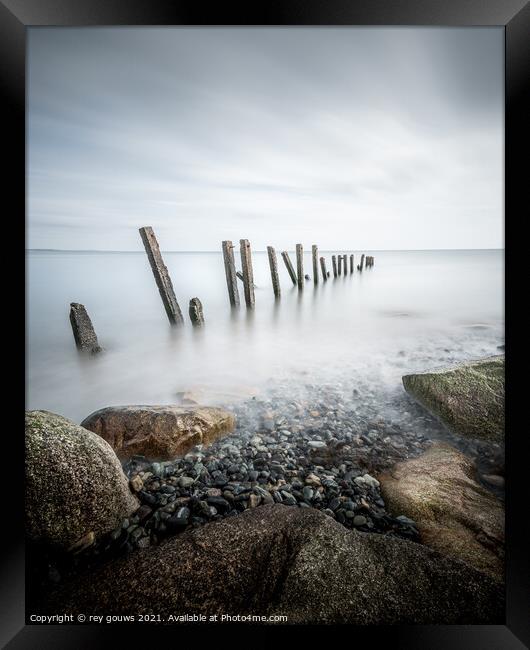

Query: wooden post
338;255;342;276
240;239;255;308
350;254;354;273
342;255;348;275
69;303;102;354
360;253;365;271
281;251;297;285
296;244;304;289
236;271;257;288
312;245;319;284
189;298;204;326
332;255;338;278
139;226;184;325
267;246;281;298
319;256;328;281
222;240;240;307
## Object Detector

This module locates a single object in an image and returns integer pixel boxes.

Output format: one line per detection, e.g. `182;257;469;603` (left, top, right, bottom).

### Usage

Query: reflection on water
27;249;503;425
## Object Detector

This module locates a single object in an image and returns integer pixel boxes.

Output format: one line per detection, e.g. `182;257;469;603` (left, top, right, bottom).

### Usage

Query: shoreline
27;379;504;602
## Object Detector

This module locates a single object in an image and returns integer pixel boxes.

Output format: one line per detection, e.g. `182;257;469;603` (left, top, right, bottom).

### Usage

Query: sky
27;27;504;251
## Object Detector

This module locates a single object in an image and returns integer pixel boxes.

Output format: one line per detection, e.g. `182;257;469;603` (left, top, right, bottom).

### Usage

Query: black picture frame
3;0;528;647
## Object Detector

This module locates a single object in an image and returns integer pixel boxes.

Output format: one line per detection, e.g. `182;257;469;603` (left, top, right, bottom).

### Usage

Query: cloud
27;27;503;251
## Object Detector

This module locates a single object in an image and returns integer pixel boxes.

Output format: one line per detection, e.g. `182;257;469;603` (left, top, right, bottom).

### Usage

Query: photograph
0;0;524;636
23;25;507;626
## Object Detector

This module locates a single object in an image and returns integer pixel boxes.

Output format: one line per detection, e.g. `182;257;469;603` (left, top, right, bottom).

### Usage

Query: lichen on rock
402;355;504;442
25;410;139;550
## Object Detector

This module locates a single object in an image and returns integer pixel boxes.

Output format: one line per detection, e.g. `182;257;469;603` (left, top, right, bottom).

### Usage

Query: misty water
27;248;504;474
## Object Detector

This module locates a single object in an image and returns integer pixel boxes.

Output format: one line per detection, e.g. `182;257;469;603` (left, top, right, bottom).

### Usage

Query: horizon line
26;247;504;253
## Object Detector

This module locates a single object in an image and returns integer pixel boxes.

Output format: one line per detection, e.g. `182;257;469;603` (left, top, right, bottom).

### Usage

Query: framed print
2;0;529;647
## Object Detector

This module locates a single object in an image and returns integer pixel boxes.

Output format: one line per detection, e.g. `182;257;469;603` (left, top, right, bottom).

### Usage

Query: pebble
67;379;502;568
481;474;505;488
129;475;144;492
307;441;327;449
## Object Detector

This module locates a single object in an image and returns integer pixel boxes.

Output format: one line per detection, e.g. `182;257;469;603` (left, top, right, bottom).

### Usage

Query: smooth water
27;249;503;425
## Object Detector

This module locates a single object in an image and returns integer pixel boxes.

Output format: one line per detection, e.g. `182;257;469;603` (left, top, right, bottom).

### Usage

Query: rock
402;355;504;442
81;405;236;460
481;474;505;488
175;390;202;406
178;476;195;488
25;411;138;550
354;474;380;489
307;441;326;450
378;443;504;582
129;475;143;492
43;505;503;624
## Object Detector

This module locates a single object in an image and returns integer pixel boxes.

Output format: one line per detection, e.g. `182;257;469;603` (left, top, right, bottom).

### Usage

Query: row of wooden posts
222;240;374;309
69;226;375;352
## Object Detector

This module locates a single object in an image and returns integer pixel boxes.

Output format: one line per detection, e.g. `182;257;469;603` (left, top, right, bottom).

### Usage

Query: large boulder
43;504;503;624
378;443;504;582
402;355;504;442
81;405;236;461
25;411;139;550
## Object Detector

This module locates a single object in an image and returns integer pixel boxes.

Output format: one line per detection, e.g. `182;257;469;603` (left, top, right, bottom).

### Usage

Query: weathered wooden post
267;246;281;298
222;240;240;307
69;303;102;354
236;271;257;288
332;255;338;278
240;239;255;308
360;253;365;271
350;254;354;273
342;255;348;275
319;256;328;281
312;245;319;284
296;244;304;289
189;297;204;326
139;226;184;325
281;251;297;285
338;255;342;276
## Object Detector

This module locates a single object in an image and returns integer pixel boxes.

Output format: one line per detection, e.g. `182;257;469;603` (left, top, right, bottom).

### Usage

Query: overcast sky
27;27;503;251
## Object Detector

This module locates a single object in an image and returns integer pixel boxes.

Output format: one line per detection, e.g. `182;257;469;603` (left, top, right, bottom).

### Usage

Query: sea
27;249;503;432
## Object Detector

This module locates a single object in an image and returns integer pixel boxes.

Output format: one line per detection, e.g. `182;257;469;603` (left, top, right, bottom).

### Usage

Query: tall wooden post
360;253;365;271
342;255;348;275
319;257;328;281
312;245;319;284
281;251;297;285
139;226;184;325
222;240;240;307
267;246;281;298
332;255;338;278
350;254;354;273
296;244;304;289
240;239;255;308
338;255;342;276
